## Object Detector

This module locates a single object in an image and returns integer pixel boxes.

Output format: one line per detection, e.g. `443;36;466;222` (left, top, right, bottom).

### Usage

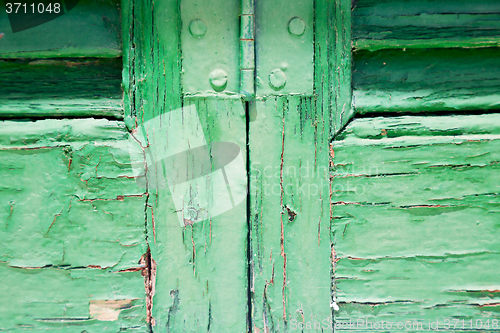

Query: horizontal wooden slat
352;0;500;51
333;197;500;259
0;119;146;269
353;48;500;114
0;118;148;330
332;114;500;328
0;0;121;58
0;264;148;332
338;253;500;306
335;254;500;329
0;58;123;118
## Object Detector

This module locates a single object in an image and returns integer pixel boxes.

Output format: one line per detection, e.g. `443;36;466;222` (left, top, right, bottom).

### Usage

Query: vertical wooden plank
315;0;353;137
123;0;183;330
123;1;248;331
314;0;352;327
249;96;332;331
123;0;183;124
249;0;351;330
156;97;248;332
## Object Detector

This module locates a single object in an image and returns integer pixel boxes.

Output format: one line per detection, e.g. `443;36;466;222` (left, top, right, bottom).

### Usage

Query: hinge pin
240;0;255;100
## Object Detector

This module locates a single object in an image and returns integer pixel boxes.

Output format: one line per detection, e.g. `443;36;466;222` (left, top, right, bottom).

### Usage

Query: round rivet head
209;69;228;92
288;17;305;36
269;69;286;91
189;19;207;37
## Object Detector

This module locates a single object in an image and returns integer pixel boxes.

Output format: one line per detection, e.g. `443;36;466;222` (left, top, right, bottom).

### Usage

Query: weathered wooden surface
331;114;500;329
314;0;354;137
316;0;352;136
249;97;332;331
352;0;500;51
0;0;121;58
248;1;351;330
156;97;248;331
124;1;248;331
0;119;149;331
122;0;182;122
0;58;123;118
353;48;500;114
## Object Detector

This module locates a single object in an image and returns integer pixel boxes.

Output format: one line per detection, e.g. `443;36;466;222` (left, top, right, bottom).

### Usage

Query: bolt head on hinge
189;19;207;37
209;69;228;92
269;69;286;91
288;17;305;36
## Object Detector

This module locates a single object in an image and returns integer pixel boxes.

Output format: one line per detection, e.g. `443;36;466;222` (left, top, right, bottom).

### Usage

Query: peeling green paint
352;0;500;51
2;0;500;331
353;48;500;114
0;119;149;331
249;96;332;331
332;115;500;329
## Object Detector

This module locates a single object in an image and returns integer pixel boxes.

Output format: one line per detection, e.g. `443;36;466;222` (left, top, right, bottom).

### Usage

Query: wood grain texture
123;1;248;331
0;264;148;332
0;58;123;118
249;97;332;331
248;1;351;329
153;97;248;332
315;0;352;136
352;0;500;51
0;119;149;331
0;0;121;58
122;0;182;122
331;114;500;329
353;48;500;114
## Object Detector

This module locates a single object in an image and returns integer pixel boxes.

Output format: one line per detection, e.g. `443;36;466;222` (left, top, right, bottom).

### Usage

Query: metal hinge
180;0;314;98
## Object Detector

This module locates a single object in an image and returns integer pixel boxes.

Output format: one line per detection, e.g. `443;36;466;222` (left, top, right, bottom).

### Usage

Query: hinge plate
181;0;240;95
255;0;314;96
181;0;314;96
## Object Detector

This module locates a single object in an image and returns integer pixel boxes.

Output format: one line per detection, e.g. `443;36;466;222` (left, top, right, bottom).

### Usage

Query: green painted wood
0;0;121;58
336;254;500;328
315;0;352;136
123;1;248;331
0;58;123;118
249;1;351;330
123;0;182;329
122;0;182;123
152;97;248;331
352;0;500;51
0;118;149;331
0;264;148;332
353;48;500;114
249;97;332;331
331;114;500;329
